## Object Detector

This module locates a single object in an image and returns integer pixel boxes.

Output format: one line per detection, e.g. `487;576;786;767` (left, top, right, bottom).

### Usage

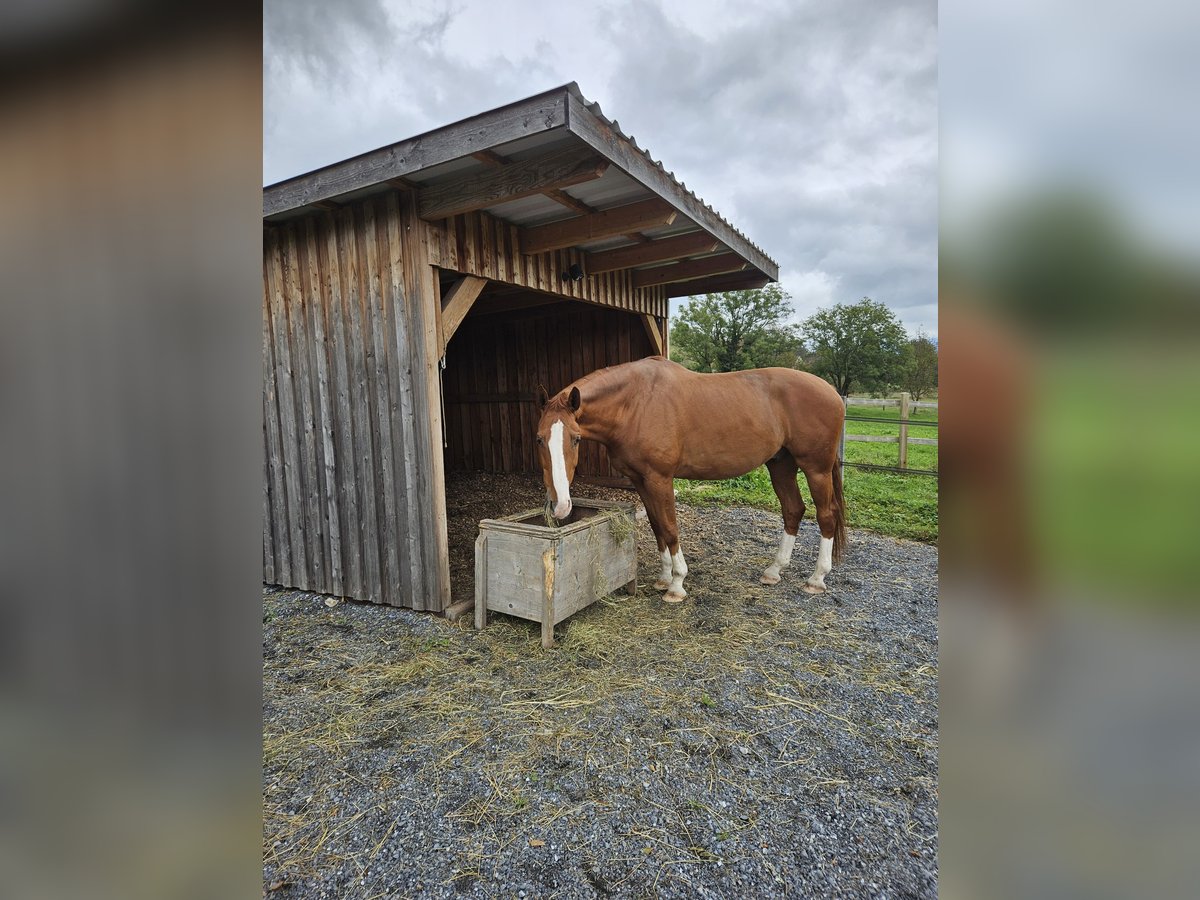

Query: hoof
801;582;826;595
653;579;671;591
663;590;687;604
760;572;781;586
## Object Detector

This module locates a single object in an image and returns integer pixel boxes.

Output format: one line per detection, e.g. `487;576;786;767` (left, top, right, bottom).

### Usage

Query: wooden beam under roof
519;198;677;254
663;270;770;298
586;232;720;274
418;146;609;220
440;275;488;355
632;252;747;289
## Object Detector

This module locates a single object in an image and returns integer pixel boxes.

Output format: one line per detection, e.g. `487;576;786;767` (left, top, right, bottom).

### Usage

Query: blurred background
940;0;1200;897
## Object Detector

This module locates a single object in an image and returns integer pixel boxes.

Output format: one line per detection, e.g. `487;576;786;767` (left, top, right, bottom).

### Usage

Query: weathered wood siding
427;208;669;319
263;192;444;610
443;301;656;477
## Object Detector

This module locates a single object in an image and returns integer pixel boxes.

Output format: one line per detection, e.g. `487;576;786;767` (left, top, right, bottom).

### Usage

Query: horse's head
536;385;582;520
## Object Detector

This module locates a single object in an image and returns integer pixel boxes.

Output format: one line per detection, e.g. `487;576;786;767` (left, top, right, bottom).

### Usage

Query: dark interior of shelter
441;280;656;483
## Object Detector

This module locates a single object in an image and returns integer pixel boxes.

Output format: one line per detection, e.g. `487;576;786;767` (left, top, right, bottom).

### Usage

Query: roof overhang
263;83;778;294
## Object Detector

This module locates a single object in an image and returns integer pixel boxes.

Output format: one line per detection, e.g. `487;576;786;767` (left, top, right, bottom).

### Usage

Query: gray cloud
264;0;937;333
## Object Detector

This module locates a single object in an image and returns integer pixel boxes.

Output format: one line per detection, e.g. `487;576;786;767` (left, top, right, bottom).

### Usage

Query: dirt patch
264;472;938;898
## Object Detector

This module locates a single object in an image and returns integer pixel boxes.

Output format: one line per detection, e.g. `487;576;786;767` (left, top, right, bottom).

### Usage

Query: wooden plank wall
427;208;669;320
263;192;442;610
443;301;656;477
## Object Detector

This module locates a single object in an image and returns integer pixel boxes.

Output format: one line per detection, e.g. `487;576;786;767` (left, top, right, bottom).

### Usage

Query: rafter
418;146;609;220
586;232;721;274
519;199;677;254
663;270;770;298
632;252;747;288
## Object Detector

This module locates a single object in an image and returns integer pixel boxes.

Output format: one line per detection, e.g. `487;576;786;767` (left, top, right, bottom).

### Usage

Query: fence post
898;391;911;470
839;395;847;486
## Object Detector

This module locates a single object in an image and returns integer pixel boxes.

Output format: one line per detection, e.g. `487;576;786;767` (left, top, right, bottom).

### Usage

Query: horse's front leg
641;475;687;603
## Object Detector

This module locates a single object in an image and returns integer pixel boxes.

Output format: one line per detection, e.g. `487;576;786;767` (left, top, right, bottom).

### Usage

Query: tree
669;284;800;372
901;331;938;400
801;297;909;396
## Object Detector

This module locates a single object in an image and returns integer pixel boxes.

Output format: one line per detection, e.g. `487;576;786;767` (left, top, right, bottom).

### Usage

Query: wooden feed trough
474;499;639;648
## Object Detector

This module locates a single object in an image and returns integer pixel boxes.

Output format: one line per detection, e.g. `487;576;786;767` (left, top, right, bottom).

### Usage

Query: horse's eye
572;435;581;446
536;436;544;446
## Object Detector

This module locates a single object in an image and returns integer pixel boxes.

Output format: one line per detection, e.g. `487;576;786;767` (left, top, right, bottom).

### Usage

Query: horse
535;356;847;602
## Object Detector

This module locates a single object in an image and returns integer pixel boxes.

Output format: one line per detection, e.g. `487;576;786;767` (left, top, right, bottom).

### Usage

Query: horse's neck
577;369;635;446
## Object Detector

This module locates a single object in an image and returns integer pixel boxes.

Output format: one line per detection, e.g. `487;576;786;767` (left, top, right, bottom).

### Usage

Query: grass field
675;402;939;543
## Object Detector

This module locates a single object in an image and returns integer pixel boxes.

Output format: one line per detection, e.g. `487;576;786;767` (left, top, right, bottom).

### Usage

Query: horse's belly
676;445;775;481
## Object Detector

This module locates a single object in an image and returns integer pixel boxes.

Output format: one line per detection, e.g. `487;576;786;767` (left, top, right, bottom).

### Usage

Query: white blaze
549;419;572;518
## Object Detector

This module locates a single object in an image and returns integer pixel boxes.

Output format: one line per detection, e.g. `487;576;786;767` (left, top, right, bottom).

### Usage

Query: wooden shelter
262;83;778;612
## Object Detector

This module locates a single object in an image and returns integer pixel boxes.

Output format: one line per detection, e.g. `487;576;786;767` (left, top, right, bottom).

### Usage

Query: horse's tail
831;459;848;564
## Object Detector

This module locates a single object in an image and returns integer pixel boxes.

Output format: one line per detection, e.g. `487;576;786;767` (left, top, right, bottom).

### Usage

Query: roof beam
440;275;488;354
418;146;609;220
586;232;720;274
632;252;747;288
663;270;770;299
519;199;677;255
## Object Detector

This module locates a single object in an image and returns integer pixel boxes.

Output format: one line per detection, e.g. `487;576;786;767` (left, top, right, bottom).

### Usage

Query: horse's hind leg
801;468;837;593
761;453;805;585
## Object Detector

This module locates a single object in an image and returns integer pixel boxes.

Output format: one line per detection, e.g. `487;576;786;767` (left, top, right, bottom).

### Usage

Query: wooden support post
898;392;911;470
541;546;557;649
398;190;452;612
839;395;847;487
474;534;488;629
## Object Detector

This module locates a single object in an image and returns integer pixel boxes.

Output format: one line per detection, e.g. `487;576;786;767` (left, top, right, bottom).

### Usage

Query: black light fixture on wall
560;262;585;283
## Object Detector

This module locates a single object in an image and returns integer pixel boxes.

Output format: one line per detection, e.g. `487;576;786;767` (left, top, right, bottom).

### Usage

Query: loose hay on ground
263;472;938;898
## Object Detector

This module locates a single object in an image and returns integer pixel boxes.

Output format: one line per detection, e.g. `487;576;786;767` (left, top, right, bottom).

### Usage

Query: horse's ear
568;386;581;412
538;384;550;408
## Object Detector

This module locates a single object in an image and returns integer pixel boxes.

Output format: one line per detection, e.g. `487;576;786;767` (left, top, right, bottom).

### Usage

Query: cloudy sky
265;0;937;334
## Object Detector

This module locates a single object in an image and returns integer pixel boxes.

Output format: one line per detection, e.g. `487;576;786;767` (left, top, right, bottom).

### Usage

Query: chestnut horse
536;356;847;602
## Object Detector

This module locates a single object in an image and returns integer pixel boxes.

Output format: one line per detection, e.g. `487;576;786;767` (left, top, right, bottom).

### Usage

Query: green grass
675;402;939;544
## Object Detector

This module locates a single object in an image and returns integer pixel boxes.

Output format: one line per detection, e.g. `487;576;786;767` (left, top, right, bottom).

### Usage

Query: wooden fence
840;392;938;476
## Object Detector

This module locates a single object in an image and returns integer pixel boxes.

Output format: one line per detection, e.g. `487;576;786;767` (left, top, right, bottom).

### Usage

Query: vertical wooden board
383;192;425;605
268;230;309;587
325;210;364;600
452;215;466;271
618;311;631;363
495;320;512;472
362;199;405;606
495;218;509;284
305;216;344;597
517;317;536;471
262;444;275;584
480;209;495;280
398;190;451;611
343;207;383;604
262;250;291;585
284;224;327;591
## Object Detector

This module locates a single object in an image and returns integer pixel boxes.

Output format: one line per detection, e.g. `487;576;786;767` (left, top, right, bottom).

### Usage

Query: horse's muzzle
553;498;572;520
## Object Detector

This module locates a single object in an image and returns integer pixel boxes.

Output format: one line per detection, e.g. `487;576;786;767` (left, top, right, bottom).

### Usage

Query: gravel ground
264;475;937;899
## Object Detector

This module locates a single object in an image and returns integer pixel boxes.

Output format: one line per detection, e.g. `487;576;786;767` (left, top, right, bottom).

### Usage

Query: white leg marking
762;532;797;583
549;420;571;519
806;536;834;589
655;549;673;589
668;549;688;598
